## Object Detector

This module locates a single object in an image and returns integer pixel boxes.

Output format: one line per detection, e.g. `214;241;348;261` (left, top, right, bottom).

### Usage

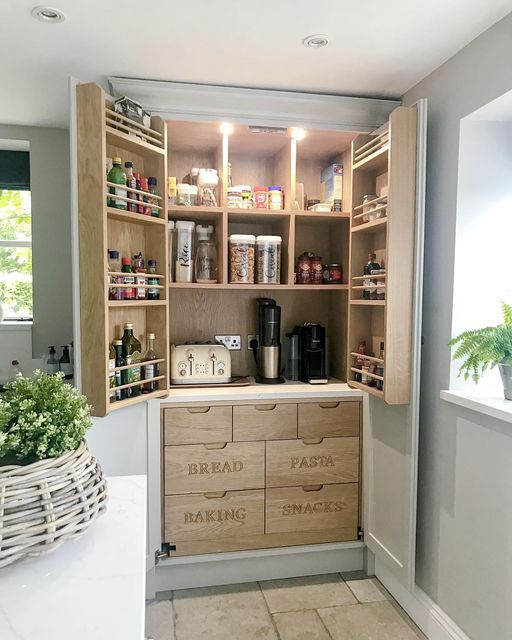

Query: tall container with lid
175;221;195;283
229;234;255;284
256;236;282;284
195;224;218;283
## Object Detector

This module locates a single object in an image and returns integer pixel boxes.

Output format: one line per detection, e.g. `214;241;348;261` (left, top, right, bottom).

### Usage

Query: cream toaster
170;343;232;384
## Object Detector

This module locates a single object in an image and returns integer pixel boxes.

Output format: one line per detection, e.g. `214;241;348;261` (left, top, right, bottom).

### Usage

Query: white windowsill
440;389;512;424
0;321;32;331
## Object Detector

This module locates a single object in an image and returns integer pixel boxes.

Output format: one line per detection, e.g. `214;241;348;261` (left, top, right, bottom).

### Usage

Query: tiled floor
146;574;426;640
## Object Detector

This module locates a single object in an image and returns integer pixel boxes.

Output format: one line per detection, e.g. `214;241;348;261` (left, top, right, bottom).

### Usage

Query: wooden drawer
164;406;232;445
233;403;297;441
298;401;360;439
265;484;358;535
165;441;265;495
165;489;264;543
266;437;359;487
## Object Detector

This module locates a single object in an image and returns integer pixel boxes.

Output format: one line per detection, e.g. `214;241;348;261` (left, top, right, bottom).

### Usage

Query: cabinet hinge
155;542;175;563
357;526;364;541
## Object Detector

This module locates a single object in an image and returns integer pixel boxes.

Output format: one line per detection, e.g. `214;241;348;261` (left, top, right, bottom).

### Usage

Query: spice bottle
133;173;143;214
124;162;138;212
139;177;151;215
363;252;380;300
108;250;122;300
132;252;146;300
107;158;127;210
121;257;135;300
147;260;160;300
142;333;159;394
148;177;159;217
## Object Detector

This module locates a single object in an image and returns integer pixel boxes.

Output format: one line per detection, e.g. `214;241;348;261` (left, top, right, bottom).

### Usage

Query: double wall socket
215;335;241;350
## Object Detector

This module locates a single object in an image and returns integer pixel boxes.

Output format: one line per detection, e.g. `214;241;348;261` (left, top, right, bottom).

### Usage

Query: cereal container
229;234;256;283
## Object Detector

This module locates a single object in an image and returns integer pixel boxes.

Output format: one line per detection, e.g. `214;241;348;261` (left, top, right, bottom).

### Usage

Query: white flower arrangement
0;370;92;463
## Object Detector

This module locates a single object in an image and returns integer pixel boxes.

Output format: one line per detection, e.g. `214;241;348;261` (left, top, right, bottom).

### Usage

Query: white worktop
163;377;363;404
0;475;146;640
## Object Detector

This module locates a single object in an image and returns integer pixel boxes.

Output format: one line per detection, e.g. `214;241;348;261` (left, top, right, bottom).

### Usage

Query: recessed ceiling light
31;6;65;23
303;34;329;49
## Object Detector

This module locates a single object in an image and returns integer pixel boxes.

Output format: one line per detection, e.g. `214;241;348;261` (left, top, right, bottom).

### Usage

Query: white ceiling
2;0;511;128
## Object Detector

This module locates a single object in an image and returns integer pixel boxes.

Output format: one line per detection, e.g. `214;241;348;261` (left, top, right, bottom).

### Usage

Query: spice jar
253;186;269;208
297;252;312;284
229;234;255;283
310;256;324;285
268;186;283;210
323;263;343;284
256;236;281;284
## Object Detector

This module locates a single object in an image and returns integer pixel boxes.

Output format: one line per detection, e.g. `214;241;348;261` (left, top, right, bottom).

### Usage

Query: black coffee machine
253;298;285;384
293;323;327;383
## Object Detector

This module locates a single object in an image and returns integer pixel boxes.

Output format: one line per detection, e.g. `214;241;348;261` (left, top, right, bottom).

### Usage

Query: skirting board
375;559;472;640
148;541;364;595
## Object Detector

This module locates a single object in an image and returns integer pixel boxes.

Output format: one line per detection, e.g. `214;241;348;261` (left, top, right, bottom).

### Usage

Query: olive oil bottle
121;323;142;397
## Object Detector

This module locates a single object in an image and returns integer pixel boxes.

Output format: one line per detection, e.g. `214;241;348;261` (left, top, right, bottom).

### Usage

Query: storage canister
197;168;219;207
268;186;283;210
253;186;269;208
227;187;243;208
175;221;195;283
256;235;282;284
177;183;198;206
229;234;255;283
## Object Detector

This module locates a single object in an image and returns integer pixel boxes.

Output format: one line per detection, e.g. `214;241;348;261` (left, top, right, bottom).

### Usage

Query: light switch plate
215;335;241;350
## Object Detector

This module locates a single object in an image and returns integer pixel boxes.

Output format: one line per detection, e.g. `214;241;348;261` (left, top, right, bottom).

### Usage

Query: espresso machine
296;323;327;383
253;298;285;384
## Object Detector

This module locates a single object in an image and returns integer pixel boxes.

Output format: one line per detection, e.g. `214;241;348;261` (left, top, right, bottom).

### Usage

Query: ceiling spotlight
290;127;306;141
31;6;66;22
219;122;233;136
303;34;329;49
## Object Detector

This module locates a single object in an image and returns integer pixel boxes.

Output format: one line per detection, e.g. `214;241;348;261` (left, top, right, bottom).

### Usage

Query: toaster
170;344;232;384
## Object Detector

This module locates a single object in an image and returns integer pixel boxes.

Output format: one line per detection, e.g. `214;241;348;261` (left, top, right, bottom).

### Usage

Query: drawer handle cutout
203;442;228;450
302;485;323;492
204;491;227;499
319;402;340;409
302;438;323;445
187;407;211;414
255;404;277;411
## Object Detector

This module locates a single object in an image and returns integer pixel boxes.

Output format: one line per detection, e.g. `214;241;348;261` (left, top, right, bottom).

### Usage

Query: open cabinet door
363;99;427;591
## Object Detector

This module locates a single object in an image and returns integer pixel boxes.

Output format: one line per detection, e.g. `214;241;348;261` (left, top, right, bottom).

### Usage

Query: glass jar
229;234;255;283
268;186;283;210
177;183;198;206
310;256;324;285
322;263;343;284
240;186;253;209
197;169;219;207
253;186;269;208
362;194;377;223
195;225;218;283
227;187;243;208
297;252;312;284
256;235;281;284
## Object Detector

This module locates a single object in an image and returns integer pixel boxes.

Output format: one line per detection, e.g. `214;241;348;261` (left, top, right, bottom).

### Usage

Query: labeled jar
297;252;312;284
227;187;243;208
256;235;281;284
177;183;198;206
240;186;253;209
323;263;343;284
197;168;219;207
268;186;283;210
253;186;269;208
310;256;324;285
175;220;195;282
229;234;255;283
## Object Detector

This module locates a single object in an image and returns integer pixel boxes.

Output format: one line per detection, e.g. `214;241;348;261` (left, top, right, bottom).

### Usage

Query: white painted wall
403;11;512;639
0;325;42;384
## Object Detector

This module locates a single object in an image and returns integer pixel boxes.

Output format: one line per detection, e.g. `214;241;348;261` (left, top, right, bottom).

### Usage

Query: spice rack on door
76;82;169;417
347;106;417;404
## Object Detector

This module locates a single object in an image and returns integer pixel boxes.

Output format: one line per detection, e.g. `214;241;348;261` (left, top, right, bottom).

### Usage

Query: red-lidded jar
323;263;343;284
253;186;268;208
310;256;324;285
297;253;312;284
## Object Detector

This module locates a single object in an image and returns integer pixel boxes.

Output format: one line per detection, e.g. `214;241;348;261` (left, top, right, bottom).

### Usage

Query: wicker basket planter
0;440;107;568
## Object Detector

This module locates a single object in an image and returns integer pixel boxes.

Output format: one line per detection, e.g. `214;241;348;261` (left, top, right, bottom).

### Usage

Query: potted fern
0;371;107;568
450;301;512;399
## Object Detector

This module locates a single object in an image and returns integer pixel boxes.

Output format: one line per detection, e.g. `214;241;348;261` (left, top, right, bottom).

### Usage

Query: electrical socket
215;335;241;350
248;334;259;350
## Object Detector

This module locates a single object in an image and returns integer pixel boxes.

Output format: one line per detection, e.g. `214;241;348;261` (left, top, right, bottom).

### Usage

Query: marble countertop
0;475;146;640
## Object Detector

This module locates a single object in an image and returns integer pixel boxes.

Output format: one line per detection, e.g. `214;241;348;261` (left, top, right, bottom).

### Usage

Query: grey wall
403;13;512;639
0;125;72;356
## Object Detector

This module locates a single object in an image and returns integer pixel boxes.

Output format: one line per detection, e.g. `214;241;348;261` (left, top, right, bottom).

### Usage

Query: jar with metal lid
256;235;281;284
253;186;269;208
310;256;324;285
177;183;198;206
229;234;255;283
268;186;283;210
323;263;343;284
297;252;312;284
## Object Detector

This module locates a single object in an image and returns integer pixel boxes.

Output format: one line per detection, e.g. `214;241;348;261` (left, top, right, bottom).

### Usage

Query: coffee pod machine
295;323;327;383
253;298;285;384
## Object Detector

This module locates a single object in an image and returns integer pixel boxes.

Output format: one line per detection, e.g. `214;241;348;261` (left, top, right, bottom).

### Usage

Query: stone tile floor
146;573;426;640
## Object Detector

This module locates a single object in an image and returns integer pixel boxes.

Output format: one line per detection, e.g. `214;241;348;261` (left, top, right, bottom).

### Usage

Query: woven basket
0;440;107;568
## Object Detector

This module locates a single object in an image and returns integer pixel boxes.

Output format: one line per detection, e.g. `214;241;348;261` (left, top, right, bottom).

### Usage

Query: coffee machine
253;298;285;384
296;323;327;383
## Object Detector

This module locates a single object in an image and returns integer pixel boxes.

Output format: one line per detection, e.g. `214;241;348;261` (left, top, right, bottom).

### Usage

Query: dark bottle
363;252;381;300
147;259;160;300
122;323;142;398
59;345;73;380
47;346;59;375
113;339;127;401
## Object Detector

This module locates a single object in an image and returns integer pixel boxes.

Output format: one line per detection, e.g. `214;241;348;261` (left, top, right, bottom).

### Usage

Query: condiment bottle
139;177;151;215
121;257;135;300
148;177;159;217
108;250;122;300
132;252;146;300
133;173;143;214
113;339;126;401
124;162;138;212
142;332;159;394
121;323;142;397
147;259;160;300
107;158;127;210
363;252;380;300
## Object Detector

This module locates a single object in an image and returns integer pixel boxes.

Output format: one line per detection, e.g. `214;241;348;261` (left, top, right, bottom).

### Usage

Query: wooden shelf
353;195;388;211
350;352;384;364
350;367;384;382
169;205;223;215
112;358;166;373
169;282;348;291
351;274;386;281
106;207;166;226
111;375;166;393
108;300;167;307
109;388;168;412
351;218;387;234
348;380;384;399
352;144;389;172
106;125;166;158
350;299;386;306
294;211;350;222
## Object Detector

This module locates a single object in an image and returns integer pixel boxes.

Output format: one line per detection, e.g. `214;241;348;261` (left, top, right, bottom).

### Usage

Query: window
0;149;32;321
